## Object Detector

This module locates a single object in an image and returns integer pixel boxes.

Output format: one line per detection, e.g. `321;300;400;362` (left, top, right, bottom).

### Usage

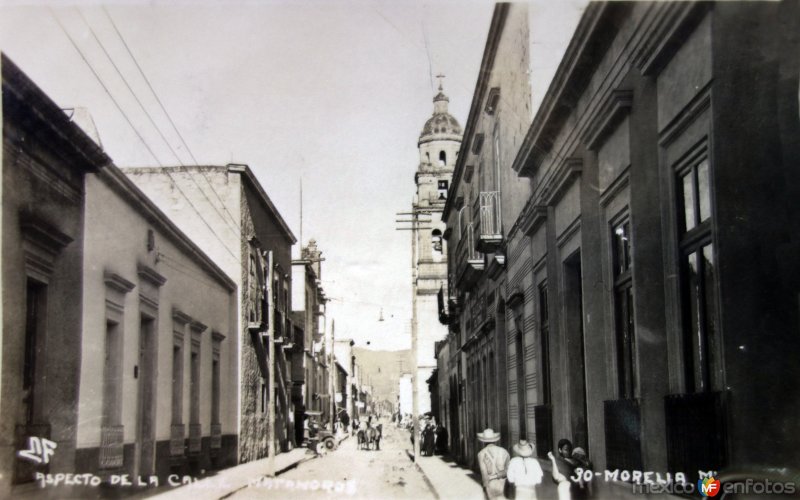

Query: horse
357;429;367;450
365;426;378;450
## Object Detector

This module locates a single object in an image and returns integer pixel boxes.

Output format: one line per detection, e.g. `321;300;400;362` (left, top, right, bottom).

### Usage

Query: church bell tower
412;77;462;414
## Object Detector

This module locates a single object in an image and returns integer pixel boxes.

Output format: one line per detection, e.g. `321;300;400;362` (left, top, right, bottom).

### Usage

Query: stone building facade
413;83;461;416
436;0;800;486
291;239;330;436
123;165;298;462
0;54;110;497
77;163;237;480
509;0;800;479
438;3;537;468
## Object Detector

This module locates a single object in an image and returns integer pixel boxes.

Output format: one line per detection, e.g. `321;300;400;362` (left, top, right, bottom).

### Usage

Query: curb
218;453;316;500
405;449;440;500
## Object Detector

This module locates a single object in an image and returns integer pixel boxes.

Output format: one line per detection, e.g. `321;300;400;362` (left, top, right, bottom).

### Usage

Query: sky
0;0;586;351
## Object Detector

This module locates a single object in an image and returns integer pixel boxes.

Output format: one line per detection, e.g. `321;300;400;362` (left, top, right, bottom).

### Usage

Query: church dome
419;88;462;143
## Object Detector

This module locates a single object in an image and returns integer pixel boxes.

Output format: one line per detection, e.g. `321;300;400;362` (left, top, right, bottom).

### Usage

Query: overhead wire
100;5;245;234
50;7;242;265
83;7;244;236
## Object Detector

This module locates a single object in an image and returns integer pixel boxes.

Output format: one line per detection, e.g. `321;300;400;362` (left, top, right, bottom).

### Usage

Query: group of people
408;416;449;457
476;428;592;500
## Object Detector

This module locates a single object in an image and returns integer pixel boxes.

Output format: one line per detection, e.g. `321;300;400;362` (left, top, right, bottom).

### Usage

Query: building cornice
172;307;193;325
104;271;136;294
2;54;111;173
102;165;236;292
228;164;297;245
443;3;509;221
137;263;167;287
512;2;624;177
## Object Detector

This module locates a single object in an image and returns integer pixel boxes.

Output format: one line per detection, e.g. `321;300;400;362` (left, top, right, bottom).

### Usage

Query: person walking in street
506;440;543;500
476;428;510;499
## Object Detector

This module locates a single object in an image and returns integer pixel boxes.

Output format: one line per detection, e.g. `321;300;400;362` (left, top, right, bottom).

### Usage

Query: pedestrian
423;423;435;457
571;447;593;498
547;451;572;500
548;439;579;500
506;440;543;500
435;424;449;455
476;428;510;499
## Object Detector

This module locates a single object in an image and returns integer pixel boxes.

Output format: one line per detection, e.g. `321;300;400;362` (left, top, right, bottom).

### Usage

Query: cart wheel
324;438;337;451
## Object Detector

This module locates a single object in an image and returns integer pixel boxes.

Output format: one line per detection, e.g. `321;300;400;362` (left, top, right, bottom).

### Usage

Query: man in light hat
507;440;544;499
476;428;510;498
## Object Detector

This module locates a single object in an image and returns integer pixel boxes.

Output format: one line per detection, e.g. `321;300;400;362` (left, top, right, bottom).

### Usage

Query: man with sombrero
507;440;544;499
476;428;510;498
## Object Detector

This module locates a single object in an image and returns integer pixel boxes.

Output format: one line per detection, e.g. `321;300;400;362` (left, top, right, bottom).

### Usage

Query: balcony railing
170;423;185;457
99;425;124;469
210;423;222;450
189;423;202;455
476;191;502;252
604;399;643;472
455;222;483;289
665;391;727;483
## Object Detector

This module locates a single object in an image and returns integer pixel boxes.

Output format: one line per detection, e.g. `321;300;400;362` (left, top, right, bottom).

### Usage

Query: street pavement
228;420;434;499
125;423;683;500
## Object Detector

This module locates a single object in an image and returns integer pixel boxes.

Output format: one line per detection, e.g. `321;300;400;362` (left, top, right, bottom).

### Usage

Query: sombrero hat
513;440;534;457
477;428;501;443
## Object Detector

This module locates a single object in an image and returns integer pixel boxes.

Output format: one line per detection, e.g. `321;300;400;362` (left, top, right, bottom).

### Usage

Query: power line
50;8;162;165
51;8;242;265
86;7;244;236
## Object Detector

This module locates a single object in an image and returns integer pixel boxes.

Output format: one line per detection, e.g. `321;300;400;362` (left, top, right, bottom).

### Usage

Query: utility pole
396;208;432;461
329;319;336;432
265;250;276;477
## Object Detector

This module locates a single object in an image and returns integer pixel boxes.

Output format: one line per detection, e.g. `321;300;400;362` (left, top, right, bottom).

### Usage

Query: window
439;151;446;166
678;160;711;234
211;359;220;425
432;229;443;254
438;180;448;200
676;157;719;392
261;378;267;414
612;218;637;399
492;126;501;191
24;279;46;425
248;253;259;322
103;321;122;426
190;351;199;425
538;281;551;405
514;312;527;436
171;343;183;425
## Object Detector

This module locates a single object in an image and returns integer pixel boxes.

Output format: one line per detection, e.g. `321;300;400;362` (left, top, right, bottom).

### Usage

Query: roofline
511;2;625;176
98;164;237;292
228;164;297;244
2;53;112;172
121;164;298;245
442;3;509;221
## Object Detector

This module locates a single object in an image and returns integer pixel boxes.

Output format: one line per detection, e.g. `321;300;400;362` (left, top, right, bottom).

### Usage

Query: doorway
137;315;156;477
563;251;589;451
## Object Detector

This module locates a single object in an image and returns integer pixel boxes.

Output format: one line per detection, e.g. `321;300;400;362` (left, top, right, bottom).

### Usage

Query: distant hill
353;348;413;404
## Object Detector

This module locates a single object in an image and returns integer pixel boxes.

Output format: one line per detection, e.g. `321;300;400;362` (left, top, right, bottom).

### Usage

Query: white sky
0;0;586;351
